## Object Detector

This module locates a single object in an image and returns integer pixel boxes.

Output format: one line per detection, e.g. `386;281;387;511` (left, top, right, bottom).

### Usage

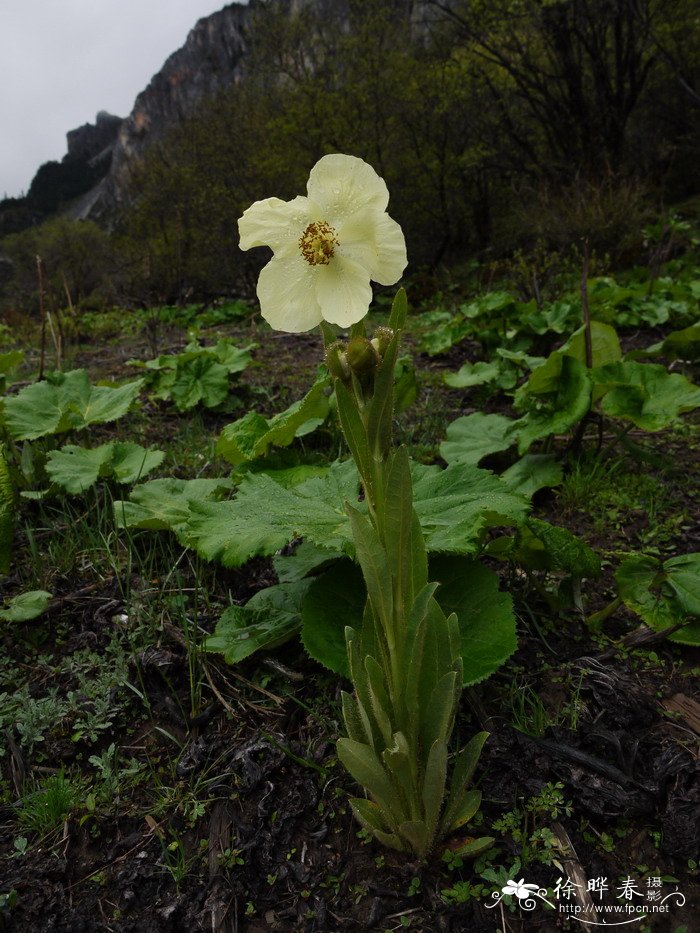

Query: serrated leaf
113;477;233;540
45;442;164;494
0;590;52;622
593;361;700;431
217;375;330;465
430;555;517;685
440;413;516;465
185;461;359;567
422;739;448;840
3;370;143;440
204;579;310;663
412;461;530;553
300;560;364;676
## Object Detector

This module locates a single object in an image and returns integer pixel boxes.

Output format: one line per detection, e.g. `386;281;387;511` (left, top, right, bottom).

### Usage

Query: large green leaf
205;579;311;663
3;370;143;440
615;554;700;646
430;555;517;685
411;461;530;554
169;357;231;410
185;459;530;568
45;442;164;494
593;361;700;431
217;375;330;465
113;477;234;541
560;322;622;368
300;560;364;676
185;460;360;567
513;355;591;453
0;590;52;622
439;413;516;465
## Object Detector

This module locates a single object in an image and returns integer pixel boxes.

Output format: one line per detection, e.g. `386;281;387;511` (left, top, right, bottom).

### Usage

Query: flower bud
371;326;394;358
346;336;380;375
325;341;350;380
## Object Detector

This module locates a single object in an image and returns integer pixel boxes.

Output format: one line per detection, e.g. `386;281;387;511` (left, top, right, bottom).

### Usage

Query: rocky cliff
71;1;253;220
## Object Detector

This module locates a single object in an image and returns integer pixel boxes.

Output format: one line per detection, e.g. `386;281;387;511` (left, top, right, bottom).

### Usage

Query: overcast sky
1;1;242;199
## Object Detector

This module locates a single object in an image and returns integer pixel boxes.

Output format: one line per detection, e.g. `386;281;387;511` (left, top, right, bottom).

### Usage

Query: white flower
502;879;541;901
238;154;407;333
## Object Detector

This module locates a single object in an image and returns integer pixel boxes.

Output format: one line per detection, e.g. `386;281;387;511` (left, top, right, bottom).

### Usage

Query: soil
0;315;698;932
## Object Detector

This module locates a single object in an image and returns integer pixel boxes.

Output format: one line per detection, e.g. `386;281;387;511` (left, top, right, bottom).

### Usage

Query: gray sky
1;1;241;199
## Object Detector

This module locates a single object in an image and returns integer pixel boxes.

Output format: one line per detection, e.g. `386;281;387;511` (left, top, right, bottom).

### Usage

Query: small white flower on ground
238;153;407;332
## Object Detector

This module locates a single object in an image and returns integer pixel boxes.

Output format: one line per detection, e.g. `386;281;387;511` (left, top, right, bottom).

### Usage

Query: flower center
299;221;338;265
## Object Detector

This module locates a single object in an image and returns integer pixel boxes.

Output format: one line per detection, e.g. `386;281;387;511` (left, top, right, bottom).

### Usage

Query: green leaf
431;555;516;685
593;361;700;431
273;540;342;583
337;738;400;824
185;459;528;570
170;357;231;410
440;732;488;836
664;553;700;616
412;462;530;554
109;443;165;484
444;361;502;389
3;370;143;440
217;375;330;465
560;321;622;368
45;442;164;494
0;444;14;574
513;355;591;453
0;590;52;622
422;739;448;841
500;454;563;497
440;413;516;465
384;447;428;615
448;789;482;830
349;798;403;851
615;555;700;645
300;560;364;676
394;356;418;412
518;518;601;578
204;580;311;663
185;461;359;567
113;477;234;540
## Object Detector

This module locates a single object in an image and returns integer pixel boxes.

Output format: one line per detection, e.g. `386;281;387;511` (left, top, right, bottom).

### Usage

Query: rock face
66;111;122;164
75;1;252;220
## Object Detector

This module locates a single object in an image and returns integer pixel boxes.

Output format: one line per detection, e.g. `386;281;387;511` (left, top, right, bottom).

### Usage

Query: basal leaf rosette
238;154;407;332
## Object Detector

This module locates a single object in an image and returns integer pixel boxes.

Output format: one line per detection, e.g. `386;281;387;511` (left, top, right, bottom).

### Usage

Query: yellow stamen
299;221;338;265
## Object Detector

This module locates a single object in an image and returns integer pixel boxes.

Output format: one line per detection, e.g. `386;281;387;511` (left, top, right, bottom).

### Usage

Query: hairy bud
346;336;380;375
325;341;350;381
371;326;394;358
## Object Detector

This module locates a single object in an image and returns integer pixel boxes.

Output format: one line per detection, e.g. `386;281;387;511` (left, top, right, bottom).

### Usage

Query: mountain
73;1;253;220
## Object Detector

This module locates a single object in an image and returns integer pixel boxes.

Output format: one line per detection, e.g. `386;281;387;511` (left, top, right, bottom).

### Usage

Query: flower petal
257;254;323;333
315;255;373;328
239;196;310;254
307;154;389;220
339;210;407;286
